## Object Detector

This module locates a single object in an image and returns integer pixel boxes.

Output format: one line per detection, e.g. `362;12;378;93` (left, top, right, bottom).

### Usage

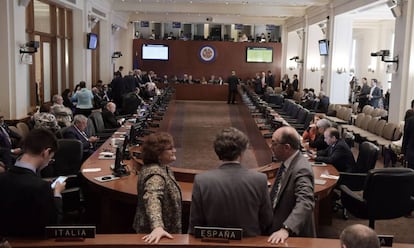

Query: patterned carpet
167;100;260;170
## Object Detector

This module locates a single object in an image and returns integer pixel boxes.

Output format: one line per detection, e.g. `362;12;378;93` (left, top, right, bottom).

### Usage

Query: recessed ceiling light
225;2;229;5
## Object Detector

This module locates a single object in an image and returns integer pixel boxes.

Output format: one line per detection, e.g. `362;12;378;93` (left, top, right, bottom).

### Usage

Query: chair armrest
339;184;367;218
338;172;367;191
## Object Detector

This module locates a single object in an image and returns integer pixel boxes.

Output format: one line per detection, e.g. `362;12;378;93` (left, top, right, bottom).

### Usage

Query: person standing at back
0;128;65;237
292;74;299;92
268;126;315;244
227;70;239;104
71;81;94;117
188;127;272;237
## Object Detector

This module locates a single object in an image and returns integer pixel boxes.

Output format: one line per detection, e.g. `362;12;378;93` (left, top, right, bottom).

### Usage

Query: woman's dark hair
142;132;174;164
214;127;248;161
62;89;71;98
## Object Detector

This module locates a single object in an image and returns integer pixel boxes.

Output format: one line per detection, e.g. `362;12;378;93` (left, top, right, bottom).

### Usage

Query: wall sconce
368;66;375;73
310;66;319;72
336;67;346;74
349;68;355;74
288;66;296;71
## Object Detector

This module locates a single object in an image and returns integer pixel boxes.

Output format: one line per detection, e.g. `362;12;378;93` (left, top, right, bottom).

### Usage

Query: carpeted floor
168;100;259;170
167;100;414;244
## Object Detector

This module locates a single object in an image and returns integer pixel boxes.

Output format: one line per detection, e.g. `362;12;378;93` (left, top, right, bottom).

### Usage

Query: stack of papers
98;152;115;160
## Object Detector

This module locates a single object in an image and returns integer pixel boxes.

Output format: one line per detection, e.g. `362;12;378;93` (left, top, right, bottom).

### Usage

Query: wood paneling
133;40;281;82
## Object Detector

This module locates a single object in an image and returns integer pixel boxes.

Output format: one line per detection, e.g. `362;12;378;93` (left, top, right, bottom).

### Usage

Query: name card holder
378;235;394;247
45;226;96;241
194;226;243;242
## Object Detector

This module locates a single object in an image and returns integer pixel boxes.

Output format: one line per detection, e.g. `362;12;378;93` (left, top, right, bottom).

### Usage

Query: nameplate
194;226;243;240
378;235;394;247
45;226;96;239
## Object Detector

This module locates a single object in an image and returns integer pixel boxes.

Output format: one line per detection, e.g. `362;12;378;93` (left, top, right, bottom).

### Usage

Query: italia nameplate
45;226;96;239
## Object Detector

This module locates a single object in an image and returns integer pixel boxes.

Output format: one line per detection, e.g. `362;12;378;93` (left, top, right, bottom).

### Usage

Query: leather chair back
363;168;414;220
354;141;379;173
90;112;105;133
53;139;83;176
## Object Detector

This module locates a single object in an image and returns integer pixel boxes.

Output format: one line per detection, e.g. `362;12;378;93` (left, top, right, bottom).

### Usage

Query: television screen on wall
142;44;169;60
246;47;273;63
87;33;98;49
319;39;329;56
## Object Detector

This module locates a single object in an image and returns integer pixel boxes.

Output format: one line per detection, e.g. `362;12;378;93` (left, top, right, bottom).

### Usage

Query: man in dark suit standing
358;77;370;111
368;79;382;108
227;70;239;104
268;126;315;244
63;114;99;161
311;127;356;172
292;74;299;92
189;127;272;237
0;128;65;237
266;70;275;89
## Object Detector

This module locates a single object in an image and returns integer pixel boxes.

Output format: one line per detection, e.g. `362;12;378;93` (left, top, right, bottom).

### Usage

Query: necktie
270;163;286;208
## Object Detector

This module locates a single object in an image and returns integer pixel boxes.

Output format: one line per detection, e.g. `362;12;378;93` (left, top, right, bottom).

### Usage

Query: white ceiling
110;0;394;25
111;0;331;24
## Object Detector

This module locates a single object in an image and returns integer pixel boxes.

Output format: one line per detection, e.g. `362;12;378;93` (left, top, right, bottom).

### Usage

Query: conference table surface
81;129;339;203
10;234;414;248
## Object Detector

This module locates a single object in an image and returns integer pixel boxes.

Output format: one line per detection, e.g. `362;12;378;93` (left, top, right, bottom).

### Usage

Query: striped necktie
270;163;286;208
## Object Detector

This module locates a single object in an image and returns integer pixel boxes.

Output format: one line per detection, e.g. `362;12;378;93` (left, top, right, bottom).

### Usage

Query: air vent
92;7;106;19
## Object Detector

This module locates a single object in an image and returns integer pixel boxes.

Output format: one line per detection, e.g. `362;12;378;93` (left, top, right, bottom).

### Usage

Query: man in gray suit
188;127;272;237
268;126;315;244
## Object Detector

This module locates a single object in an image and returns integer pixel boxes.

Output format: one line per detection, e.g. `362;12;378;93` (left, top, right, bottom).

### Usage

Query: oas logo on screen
199;45;216;62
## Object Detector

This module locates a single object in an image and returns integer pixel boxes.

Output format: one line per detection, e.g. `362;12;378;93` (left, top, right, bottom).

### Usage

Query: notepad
315;179;327;185
320;174;339;180
82;168;102;173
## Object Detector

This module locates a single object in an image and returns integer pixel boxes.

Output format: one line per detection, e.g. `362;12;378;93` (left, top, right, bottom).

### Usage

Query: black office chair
334;141;379;219
340;168;414;229
338;141;380;191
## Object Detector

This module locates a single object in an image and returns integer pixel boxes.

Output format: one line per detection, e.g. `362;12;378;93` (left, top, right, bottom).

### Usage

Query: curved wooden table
80;86;339;233
81;128;338;234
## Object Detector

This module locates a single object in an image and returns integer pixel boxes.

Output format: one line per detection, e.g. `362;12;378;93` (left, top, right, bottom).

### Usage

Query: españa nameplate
45;226;96;239
194;226;243;240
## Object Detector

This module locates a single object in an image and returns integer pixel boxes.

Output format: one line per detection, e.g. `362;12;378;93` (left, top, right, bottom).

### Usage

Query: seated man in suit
102;102;122;129
308;119;331;151
0;115;22;168
310;127;356;172
63;114;99;162
188;127;272;237
0;128;65;237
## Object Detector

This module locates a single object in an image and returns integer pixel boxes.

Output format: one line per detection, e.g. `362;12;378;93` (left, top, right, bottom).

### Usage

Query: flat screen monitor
319;39;329;56
142;44;169;60
246;47;273;63
87;33;98;50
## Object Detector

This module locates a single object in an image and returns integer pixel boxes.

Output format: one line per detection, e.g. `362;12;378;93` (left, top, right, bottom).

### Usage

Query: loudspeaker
18;0;30;7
